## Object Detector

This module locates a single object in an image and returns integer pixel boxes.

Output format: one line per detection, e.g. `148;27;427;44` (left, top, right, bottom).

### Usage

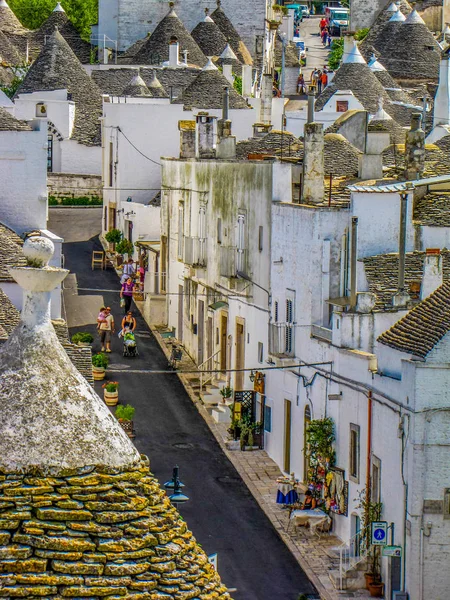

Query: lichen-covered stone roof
173;66;249;109
413;192;450;226
0;222;25;281
378;281;450;357
210;3;253;66
191;15;228;58
0;106;31;132
0;0;28;35
131;7;208;67
30;7;91;63
17;30;102;147
0;287;20;334
324;133;361;176
362;250;450;311
359;0;412;60
274;34;299;69
382;143;450;178
0;28;24;65
236;130;303;159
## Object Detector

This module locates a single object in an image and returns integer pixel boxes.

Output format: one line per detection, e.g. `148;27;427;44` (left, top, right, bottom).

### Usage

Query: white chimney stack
223;63;233;84
303;122;324;204
260;73;272;125
433;53;450;128
421;251;443;300
242;64;252;97
169;39;179;67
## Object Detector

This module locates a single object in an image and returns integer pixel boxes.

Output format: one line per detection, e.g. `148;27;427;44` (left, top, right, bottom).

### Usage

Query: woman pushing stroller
119;311;139;357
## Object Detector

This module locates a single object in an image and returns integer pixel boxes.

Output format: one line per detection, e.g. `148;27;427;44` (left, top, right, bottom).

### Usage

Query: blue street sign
372;521;388;545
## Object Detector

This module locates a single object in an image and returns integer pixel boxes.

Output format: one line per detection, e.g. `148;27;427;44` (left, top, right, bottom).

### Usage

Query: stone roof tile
0;0;28;35
0;106;31;131
413;192;450;226
378;281;450;357
0;222;25;281
210;2;253;66
191;14;228;58
0;28;24;64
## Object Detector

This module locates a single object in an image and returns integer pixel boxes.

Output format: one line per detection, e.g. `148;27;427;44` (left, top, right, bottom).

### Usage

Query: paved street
49;208;318;600
300;16;330;82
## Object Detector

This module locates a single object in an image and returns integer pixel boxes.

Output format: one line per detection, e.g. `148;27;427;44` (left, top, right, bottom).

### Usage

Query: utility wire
117;127;162;166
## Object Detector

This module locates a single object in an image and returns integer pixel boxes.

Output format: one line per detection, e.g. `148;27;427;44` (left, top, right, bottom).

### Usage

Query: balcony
220;246;247;278
183;236;207;268
311;324;332;343
269;323;295;357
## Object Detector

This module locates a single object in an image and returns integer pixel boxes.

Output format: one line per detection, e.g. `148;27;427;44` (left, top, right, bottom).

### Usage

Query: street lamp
164;465;189;504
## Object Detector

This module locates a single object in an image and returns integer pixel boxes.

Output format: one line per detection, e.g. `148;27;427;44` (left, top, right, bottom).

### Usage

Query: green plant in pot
72;332;94;346
105;228;122;250
220;386;233;404
102;381;119;406
92;352;109;381
116;238;134;258
115;404;135;438
355;488;383;593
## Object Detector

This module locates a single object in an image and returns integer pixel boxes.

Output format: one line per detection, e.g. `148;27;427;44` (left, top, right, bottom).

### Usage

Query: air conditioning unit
393;593;408;600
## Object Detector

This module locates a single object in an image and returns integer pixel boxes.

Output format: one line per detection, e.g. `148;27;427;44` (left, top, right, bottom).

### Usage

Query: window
285;298;294;354
177;204;184;259
237;212;246;272
258;226;263;252
264;405;272;432
47;135;53;172
349;424;360;483
109;141;114;187
217;218;222;244
372;456;381;503
199;205;206;263
336;100;349;113
258;342;264;363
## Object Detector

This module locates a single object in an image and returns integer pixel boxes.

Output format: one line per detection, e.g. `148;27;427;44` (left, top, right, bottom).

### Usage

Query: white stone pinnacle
220;43;238;61
404;9;425;25
53;1;65;12
386;2;398;11
205;15;214;22
344;45;366;65
202;57;218;71
389;10;406;22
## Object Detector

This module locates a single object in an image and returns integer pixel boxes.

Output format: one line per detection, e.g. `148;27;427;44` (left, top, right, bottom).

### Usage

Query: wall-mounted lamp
249;370;256;382
125;210;136;218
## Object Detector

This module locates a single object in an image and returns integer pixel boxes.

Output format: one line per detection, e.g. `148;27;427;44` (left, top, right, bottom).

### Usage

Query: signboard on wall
371;521;388;545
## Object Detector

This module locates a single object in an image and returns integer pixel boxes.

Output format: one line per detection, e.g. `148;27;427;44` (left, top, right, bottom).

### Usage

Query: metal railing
184;236;207;267
199;349;221;391
338;525;370;590
269;323;295;357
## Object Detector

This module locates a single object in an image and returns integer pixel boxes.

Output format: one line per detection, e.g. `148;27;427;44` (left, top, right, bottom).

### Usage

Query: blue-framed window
264;405;272;433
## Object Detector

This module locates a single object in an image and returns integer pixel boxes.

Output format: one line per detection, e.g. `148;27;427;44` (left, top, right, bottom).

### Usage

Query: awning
135;240;160;254
208;300;229;311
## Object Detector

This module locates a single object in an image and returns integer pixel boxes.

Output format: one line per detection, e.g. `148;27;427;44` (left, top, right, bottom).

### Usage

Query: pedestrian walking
319;17;327;33
327;32;332;47
120;277;134;314
321;27;328;46
98;306;114;353
120;258;135;284
316;70;323;94
321;70;328;90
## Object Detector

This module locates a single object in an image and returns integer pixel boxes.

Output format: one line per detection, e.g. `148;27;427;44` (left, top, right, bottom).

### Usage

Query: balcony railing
269;323;295;357
183;236;207;267
220;246;247;278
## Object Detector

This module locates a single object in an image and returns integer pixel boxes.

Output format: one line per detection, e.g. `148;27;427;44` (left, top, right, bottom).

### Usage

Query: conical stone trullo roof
191;13;228;58
359;1;411;61
132;7;208;67
122;72;153;97
0;0;28;34
0;235;232;600
381;10;441;81
31;2;91;62
17;30;102;146
0;27;24;65
174;58;249;109
210;1;253;66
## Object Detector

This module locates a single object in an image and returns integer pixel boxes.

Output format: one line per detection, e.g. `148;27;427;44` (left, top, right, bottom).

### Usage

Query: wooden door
197;300;204;365
178;284;183;342
284;399;292;473
235;319;245;391
220;313;228;372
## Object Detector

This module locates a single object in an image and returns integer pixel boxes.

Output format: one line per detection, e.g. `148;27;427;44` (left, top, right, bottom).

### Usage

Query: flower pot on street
92;366;106;381
104;389;119;405
365;573;378;589
119;418;135;438
368;582;384;597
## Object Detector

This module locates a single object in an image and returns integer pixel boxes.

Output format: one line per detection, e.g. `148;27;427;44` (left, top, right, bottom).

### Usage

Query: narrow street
50;208;318;600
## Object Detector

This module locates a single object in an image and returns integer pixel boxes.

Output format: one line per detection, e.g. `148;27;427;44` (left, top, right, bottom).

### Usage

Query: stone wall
47;173;103;200
350;0;387;31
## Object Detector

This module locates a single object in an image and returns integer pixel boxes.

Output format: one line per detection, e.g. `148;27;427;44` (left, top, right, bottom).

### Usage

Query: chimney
433;53;450;128
195;112;217;159
223;63;233;84
260;73;272;125
405;113;425;180
179;120;196;159
302;122;324;204
242;64;252;97
342;32;356;63
421;249;443;300
350;217;358;310
217;88;236;158
169;37;179;67
393;192;411;307
307;85;315;123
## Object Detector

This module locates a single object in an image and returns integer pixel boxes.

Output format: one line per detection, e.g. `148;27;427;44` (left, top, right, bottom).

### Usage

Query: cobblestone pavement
150;328;373;600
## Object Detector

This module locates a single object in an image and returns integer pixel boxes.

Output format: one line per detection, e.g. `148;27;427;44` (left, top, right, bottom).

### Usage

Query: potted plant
103;381;119;406
115;404;135;438
220;386;233;404
72;332;94;347
92;352;109;381
105;228;122;251
116;238;134;259
355;489;383;593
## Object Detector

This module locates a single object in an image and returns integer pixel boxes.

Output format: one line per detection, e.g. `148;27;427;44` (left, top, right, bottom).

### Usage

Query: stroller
122;331;139;357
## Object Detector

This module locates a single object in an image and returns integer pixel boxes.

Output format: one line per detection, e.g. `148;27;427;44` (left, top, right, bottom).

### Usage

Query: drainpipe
350;217;358;310
366;391;373;530
393;193;411;307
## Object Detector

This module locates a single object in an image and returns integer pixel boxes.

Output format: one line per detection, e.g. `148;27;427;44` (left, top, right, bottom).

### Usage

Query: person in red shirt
320;17;327;32
321;70;328;89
